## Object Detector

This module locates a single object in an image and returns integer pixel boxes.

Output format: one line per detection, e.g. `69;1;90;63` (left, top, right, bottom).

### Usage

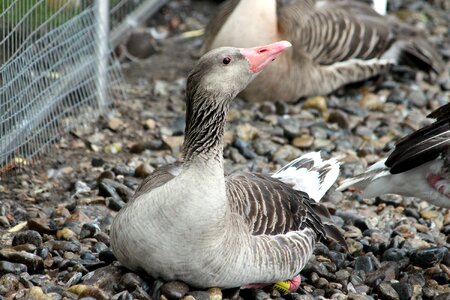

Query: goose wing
385;105;450;174
279;1;394;64
225;172;345;247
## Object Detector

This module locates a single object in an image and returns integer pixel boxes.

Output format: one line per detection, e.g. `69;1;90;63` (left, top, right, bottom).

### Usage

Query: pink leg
273;275;302;293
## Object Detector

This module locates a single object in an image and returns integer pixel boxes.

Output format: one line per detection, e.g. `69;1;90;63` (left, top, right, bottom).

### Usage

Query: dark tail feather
324;223;348;251
386;38;445;75
310;202;348;251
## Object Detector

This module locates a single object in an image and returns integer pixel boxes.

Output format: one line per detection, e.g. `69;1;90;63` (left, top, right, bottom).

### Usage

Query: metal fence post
96;0;109;111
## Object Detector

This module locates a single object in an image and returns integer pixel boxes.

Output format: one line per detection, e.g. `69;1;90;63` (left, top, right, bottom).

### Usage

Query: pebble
354;256;375;273
328;110;350;129
28;218;58;234
80;223;101;240
410;247;449;268
292;135;314;149
98;179;134;203
0;260;27;275
56;228;77;240
375;282;399;300
187;291;209;300
162;136;184;153
360;93;384;111
233;138;257;159
273;145;302;163
408;89;427;108
236;123;259;141
303;96;328;117
0;273;20;294
12;230;43;247
135;163;155;178
160;281;189;300
46;240;81;253
118;273;142;292
0;248;44;274
208;287;222;300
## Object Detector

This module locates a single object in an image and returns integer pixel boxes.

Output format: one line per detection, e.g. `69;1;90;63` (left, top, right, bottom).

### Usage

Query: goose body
110;42;345;288
338;103;450;208
203;0;444;102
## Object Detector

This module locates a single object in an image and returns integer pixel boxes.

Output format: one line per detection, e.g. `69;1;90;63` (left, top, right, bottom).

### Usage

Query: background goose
202;0;444;102
338;103;450;208
110;41;346;289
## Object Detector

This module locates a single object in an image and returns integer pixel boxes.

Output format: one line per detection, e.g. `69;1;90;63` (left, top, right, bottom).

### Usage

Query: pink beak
240;41;292;73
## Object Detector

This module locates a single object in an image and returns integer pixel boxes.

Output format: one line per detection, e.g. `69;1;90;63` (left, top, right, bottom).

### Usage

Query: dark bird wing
385;104;450;174
281;1;394;64
225;172;346;248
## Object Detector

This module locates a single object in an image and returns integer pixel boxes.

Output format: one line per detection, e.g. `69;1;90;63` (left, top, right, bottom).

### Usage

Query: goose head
187;41;292;102
183;41;291;162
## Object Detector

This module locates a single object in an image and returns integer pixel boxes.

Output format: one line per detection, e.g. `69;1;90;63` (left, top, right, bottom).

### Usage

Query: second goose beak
240;41;292;73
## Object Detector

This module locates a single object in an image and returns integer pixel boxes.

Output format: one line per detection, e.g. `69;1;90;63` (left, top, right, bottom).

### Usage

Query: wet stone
98;249;116;263
253;139;279;157
233;138;257;159
0;249;43;274
404;208;420;219
382;248;407;261
46;240;81;253
160;281;189;300
97;170;115;182
208;287;222;300
66;271;83;287
91;158;105;167
80;223;101;240
106;197;125;211
354;256;375;273
328;109;350;129
188;291;210;300
0;273;19;294
408;89;427;108
113;291;134;300
27;218;58;234
36;247;49;259
93;242;108;253
150;279;164;300
56;228;77;240
28;274;52;287
375;282;399;300
0;260;27;275
13;243;37;252
80;251;96;261
12;230;43;248
99;179;133;203
112;164;135;177
135;163;155;178
390;282;412;300
328;251;346;269
119;272;143;291
281;118;301;139
275;101;289;115
410;247;449;268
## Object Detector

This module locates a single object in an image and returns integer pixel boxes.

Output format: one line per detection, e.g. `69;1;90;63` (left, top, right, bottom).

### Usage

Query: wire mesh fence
0;0;158;174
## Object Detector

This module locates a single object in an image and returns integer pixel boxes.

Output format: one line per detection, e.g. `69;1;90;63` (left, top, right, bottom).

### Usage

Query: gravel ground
1;0;450;299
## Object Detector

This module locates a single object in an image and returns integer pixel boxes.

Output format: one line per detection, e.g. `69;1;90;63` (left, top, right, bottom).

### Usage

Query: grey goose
110;41;346;290
338;103;450;208
202;0;444;102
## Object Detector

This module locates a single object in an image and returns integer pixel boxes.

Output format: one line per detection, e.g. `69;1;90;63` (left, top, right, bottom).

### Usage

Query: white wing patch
272;152;340;202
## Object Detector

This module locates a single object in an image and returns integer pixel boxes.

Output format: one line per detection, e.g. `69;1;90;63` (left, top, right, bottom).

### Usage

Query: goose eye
222;57;231;65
